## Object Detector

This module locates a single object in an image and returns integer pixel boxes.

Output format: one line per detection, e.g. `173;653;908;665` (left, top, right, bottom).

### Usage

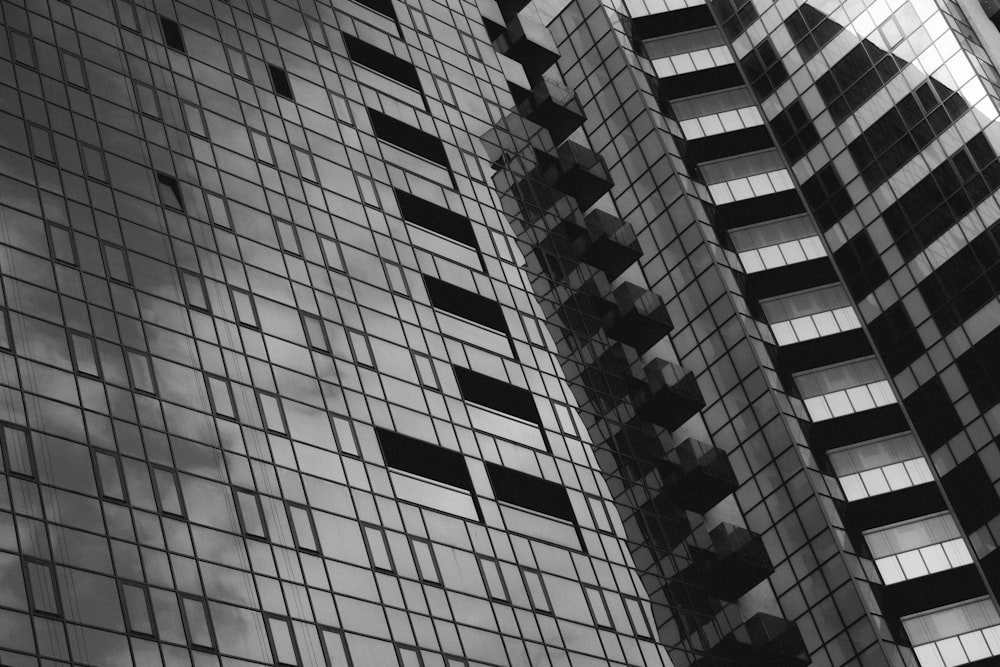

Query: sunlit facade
7;0;1000;666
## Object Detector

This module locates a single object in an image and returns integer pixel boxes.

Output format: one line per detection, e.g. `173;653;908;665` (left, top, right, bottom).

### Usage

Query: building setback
4;0;1000;666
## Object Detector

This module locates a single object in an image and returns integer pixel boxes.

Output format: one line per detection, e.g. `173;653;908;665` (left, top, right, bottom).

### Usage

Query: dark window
424;276;507;333
883;133;998;261
941;455;1000;533
739;39;788;99
160;17;185;52
784;5;840;58
343;34;421;90
770;101;820;162
800;164;851;230
368;108;450;168
902;377;962;452
156;173;184;211
485;462;575;523
375;428;475;492
268;64;294;99
353;0;397;19
394;189;477;247
453;366;540;425
714;0;758;39
832;230;887;301
918;227;1000;336
868;302;925;375
816;42;904;122
958;326;1000;413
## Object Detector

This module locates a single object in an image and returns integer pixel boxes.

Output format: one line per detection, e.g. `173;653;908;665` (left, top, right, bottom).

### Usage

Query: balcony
603;419;668;479
495;13;559;81
686;524;773;601
516;76;585;145
577;210;641;279
660;438;737;514
555;141;613;210
638;494;692;552
555;274;615;338
605;282;672;353
581;344;642;407
633;359;704;431
693;613;808;667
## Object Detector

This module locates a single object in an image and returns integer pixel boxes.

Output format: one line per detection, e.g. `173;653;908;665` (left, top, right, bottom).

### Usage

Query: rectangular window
135;82;160;117
152;467;185;517
413;353;438;389
227;47;250;79
206;193;231;229
70;332;100;377
268;64;294;99
0;308;10;351
276;220;301;255
235;489;267;539
375;428;474;492
103;243;131;283
231;288;259;328
183;103;206;137
9;30;35;67
411;539;441;584
293;148;318;182
48;223;77;265
81;144;107;181
181;271;209;311
348;330;374;367
424;276;508;333
180;595;215;649
485;463;576;524
94;451;127;502
24;559;60;616
160;16;185;52
320;236;344;270
585;586;612;628
368;109;449;168
266;616;299;666
121;581;155;636
343;34;422;90
394;188;476;244
127;350;156;394
1;424;35;478
28;124;54;162
362;524;393;572
250;130;274;164
258;392;287;434
206;375;236;419
157;173;185;211
62;50;86;88
320;628;351;666
523;570;551;613
287;503;319;553
479;557;508;601
302;314;329;352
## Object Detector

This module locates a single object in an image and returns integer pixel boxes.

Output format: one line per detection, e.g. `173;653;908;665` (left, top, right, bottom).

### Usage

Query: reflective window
206;375;236;419
258;392;287;434
287;503;319;553
235;489;267;540
95;451;127;503
121;582;155;636
70;333;100;377
180;596;214;649
24;559;60;616
1;424;35;478
152;467;185;517
266;616;299;666
362;524;393;572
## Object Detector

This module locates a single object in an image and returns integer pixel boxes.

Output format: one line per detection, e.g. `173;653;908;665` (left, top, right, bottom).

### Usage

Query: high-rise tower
8;0;1000;666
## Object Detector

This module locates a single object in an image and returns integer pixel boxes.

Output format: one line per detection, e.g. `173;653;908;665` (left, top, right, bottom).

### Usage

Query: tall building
6;0;1000;666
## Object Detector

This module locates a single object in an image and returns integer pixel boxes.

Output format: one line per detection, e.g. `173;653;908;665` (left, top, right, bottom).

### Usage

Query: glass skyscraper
5;0;1000;665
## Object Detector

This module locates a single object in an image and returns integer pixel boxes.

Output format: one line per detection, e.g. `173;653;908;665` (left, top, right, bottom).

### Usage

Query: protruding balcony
603;419;668;479
633;359;704;431
555;275;615;338
495;13;559;81
605;282;672;353
696;523;774;601
533;218;586;279
638;494;692;552
582;344;641;401
555;141;613;210
660;438;737;514
576;210;641;278
516;76;586;145
479;0;506;39
694;613;808;667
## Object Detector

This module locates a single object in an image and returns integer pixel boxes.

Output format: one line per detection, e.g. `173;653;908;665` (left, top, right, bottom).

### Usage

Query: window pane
268;617;297;665
122;583;153;635
289;505;318;552
26;561;59;615
182;597;213;648
96;452;125;501
236;490;266;539
2;425;34;478
363;525;392;571
154;469;184;516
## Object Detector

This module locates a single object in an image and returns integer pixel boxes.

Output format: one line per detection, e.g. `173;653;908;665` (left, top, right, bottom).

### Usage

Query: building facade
5;0;1000;666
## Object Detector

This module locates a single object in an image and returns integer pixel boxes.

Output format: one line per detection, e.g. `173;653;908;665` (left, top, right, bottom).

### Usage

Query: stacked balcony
659;438;737;514
605;282;673;352
634;359;705;431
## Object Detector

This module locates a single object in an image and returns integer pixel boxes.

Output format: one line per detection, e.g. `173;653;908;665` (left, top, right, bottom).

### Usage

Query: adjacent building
5;0;1000;666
